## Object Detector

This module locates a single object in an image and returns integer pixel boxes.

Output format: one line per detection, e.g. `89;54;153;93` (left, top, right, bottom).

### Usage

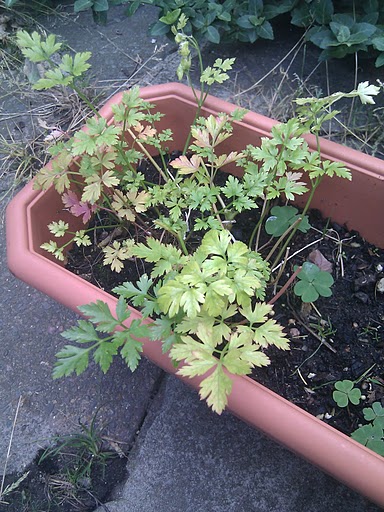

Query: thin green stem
248;196;269;250
265;217;303;262
127;128;169;183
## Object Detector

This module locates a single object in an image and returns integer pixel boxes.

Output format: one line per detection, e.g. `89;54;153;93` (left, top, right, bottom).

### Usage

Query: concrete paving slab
96;375;380;512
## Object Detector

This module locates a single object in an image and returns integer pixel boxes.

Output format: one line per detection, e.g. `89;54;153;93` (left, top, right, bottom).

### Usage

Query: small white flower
356;81;381;105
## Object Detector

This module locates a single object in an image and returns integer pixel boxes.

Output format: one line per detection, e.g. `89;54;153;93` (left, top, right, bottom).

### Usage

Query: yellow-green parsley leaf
60;52;92;77
103;240;134;273
199;365;233;414
16;31;61;63
74;231;91;247
48;220;68;237
40;241;65;261
253;319;289;350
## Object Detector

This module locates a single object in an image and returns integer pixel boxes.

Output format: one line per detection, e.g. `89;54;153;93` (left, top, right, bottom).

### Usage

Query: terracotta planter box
6;83;384;506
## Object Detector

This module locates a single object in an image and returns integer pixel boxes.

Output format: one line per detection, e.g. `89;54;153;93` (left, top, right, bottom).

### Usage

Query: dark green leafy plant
124;0;384;66
294;262;334;303
293;1;384;67
332;379;362;408
74;0;130;24
306;13;378;61
126;0;295;44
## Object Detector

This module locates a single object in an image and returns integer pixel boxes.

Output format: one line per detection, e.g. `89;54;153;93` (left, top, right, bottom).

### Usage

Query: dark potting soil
64;155;384;442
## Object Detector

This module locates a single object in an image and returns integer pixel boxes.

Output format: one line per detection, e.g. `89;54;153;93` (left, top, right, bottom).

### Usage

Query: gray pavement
1;3;382;510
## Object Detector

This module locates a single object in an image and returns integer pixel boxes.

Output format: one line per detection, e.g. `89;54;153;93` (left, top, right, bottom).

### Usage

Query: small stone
376;277;384;293
350;242;361;248
354;291;369;304
324;413;333;420
316;413;325;420
352;322;359;329
376;264;384;272
307;373;316;379
289;328;301;337
354;274;376;291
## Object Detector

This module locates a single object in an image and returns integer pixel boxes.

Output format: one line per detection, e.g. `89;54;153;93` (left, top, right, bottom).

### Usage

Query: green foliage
23;25;380;415
11;0;384;66
304;6;384;67
74;0;130;24
351;402;384;456
265;205;310;237
294;262;334;303
123;0;384;66
38;409;116;488
332;380;362;408
53;299;149;378
126;0;295;44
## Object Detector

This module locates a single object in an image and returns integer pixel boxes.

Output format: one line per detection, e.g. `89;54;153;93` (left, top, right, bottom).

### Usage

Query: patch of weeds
309;316;337;341
358;322;382;344
3;411;127;512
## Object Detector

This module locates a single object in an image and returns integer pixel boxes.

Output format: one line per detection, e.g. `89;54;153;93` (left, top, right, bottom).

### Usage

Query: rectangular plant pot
6;82;384;506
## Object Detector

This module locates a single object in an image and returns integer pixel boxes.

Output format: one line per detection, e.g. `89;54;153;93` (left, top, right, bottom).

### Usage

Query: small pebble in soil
376;263;384;272
376;277;384;293
354;274;376;291
354;291;369;304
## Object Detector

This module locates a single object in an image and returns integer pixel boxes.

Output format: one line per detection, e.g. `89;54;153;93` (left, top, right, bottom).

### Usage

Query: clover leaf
265;205;310;237
351;424;384;456
363;402;384;429
333;380;362;408
294;262;334;303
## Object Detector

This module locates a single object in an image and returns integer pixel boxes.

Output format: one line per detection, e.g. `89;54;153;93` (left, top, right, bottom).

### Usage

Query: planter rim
6;82;384;507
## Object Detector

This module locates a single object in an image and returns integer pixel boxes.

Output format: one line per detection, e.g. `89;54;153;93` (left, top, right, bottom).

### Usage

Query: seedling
359;323;381;343
309;317;337;340
332;380;362;408
294;262;334;303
